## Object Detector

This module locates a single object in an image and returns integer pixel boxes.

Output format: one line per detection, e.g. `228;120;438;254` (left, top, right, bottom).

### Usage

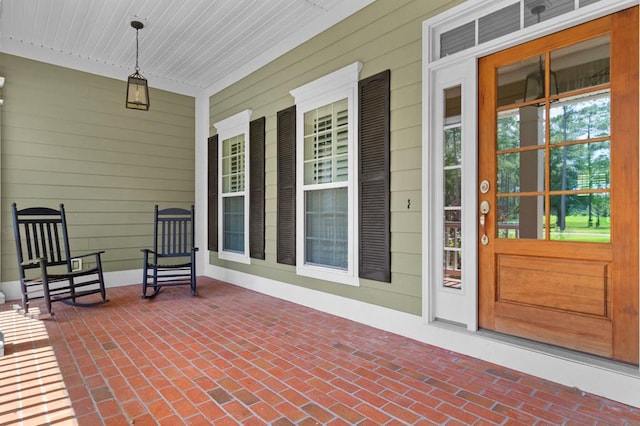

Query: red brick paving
1;277;640;425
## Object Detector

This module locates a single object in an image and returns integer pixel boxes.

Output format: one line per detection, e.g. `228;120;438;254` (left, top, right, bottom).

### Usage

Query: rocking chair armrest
21;257;46;267
72;251;105;258
141;248;157;254
71;251;105;260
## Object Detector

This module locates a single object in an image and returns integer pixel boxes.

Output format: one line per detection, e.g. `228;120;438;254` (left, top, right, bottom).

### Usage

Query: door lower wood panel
497;255;609;317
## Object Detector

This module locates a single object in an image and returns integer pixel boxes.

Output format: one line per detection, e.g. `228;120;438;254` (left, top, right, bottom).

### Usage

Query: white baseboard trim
204;264;640;408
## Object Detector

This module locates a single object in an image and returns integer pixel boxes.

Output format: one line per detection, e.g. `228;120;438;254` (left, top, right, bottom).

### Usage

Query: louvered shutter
207;135;218;251
277;106;296;265
250;117;266;260
359;70;391;282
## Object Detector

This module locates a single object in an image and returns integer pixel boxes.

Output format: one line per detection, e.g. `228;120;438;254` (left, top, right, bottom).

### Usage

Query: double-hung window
291;62;362;285
214;109;252;264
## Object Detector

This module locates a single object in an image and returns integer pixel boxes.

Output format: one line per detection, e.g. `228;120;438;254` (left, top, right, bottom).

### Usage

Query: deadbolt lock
480;180;490;194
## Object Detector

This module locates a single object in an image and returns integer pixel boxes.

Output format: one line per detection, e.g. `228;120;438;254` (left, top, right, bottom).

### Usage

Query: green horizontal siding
208;0;460;315
0;53;195;282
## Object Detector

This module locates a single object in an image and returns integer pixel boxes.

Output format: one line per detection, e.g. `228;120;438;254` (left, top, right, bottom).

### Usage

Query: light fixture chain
135;28;140;72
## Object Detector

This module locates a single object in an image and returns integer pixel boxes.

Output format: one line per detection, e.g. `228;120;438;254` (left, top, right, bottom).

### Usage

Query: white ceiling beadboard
0;0;374;96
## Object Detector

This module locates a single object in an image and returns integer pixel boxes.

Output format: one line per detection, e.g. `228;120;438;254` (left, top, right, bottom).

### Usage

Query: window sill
218;251;251;265
297;264;360;287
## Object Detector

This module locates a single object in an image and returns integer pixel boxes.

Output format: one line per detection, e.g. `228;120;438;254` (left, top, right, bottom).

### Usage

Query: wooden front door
478;7;638;364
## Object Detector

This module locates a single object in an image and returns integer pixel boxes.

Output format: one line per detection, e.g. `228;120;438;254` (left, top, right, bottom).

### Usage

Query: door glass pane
497;149;545;194
444;210;462;288
445;127;461;166
497;152;520;193
498;106;545;150
550;193;610;242
497;55;546;107
443;86;462;289
445;169;462;205
551;35;610;95
549;93;610;143
550;142;610;191
497;109;520;150
497;195;545;239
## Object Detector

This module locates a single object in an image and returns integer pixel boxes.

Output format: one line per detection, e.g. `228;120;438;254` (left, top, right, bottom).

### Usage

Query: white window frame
290;62;363;286
214;109;252;264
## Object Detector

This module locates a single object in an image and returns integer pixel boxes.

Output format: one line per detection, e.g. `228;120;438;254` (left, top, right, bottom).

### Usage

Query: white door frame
422;0;638;331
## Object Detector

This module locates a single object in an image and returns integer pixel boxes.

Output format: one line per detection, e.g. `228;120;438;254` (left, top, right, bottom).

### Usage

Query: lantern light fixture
126;20;150;111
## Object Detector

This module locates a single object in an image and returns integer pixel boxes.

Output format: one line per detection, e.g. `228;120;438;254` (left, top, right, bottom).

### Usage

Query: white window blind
304;99;349;184
222;135;245;194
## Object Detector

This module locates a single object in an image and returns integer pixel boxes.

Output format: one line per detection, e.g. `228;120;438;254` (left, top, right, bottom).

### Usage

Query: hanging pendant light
126;20;150;110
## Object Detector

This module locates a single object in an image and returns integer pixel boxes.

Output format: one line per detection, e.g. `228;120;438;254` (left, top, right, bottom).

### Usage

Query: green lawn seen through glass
549;214;610;242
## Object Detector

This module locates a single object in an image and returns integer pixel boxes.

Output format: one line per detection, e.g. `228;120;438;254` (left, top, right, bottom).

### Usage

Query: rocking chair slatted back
13;206;71;273
156;208;194;258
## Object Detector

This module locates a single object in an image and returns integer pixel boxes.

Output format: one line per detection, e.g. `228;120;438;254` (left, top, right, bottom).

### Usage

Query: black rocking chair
141;205;198;299
11;203;109;317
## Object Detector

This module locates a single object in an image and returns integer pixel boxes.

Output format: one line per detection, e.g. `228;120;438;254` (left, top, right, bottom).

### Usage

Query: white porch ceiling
0;0;374;96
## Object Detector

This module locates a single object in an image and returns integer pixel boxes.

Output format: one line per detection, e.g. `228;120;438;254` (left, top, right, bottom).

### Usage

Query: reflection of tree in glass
445;202;461;222
497;115;521;222
591;194;609;228
497;114;520;150
549;95;610;228
497;196;519;223
444;126;462;219
444;127;461;166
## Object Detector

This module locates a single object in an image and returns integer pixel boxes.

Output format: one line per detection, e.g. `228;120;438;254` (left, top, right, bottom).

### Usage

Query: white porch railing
444;221;521;279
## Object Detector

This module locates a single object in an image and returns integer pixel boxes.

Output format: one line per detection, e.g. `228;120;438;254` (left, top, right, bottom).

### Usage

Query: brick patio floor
1;277;640;425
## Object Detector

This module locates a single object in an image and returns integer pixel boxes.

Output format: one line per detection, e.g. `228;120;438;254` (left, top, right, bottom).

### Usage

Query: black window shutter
277;106;296;265
207;135;218;252
359;70;391;282
250;117;266;260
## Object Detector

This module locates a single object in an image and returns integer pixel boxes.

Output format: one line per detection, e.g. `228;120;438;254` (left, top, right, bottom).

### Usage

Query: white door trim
422;0;639;350
423;60;478;329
